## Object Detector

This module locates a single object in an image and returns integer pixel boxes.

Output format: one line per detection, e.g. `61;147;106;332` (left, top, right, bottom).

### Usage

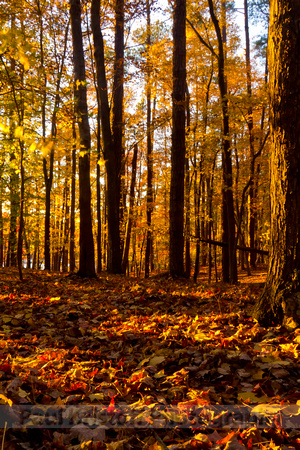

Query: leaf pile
0;268;299;449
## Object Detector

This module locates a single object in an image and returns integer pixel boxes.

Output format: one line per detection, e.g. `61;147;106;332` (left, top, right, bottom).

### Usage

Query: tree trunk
169;0;186;278
244;0;256;269
208;0;237;283
17;139;24;281
122;144;138;273
145;0;153;278
112;0;124;239
253;0;300;327
39;2;69;271
91;0;122;274
0;174;3;268
185;84;191;278
70;0;95;277
69;117;76;273
96;109;102;273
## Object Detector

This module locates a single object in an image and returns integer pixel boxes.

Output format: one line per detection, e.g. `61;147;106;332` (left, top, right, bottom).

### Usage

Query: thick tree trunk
70;0;95;278
169;0;186;278
253;0;300;327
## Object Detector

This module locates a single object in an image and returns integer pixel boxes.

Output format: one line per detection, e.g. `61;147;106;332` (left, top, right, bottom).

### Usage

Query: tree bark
70;0;95;277
169;0;186;278
253;0;300;327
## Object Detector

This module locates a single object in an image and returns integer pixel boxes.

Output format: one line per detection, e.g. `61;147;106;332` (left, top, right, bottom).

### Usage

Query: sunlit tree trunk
253;0;300;327
122;144;138;274
70;0;95;277
169;0;186;278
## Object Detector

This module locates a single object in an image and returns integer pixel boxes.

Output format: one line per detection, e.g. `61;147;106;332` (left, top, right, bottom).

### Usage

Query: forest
0;0;270;283
1;0;300;448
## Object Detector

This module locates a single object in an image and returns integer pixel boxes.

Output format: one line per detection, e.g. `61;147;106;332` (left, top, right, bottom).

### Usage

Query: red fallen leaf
107;396;115;413
221;338;230;347
65;382;86;392
139;292;146;302
117;358;124;369
217;430;236;445
88;368;98;378
0;363;12;374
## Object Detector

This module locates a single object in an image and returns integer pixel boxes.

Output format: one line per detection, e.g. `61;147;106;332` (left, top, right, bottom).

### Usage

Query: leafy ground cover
0;267;299;449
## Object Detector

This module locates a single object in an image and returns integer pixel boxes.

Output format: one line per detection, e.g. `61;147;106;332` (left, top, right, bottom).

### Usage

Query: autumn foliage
0;268;299;448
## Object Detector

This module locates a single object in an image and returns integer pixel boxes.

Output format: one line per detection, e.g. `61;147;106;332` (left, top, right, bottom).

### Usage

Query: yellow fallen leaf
149;356;165;366
18;388;29;398
89;393;105;402
55;397;64;405
238;392;270;404
0;394;13;406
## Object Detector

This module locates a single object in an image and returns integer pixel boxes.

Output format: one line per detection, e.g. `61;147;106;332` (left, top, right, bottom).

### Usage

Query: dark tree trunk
17;139;24;281
185;84;191;278
70;0;95;278
91;0;122;274
145;0;153;278
244;0;256;268
208;0;237;283
0;175;3;268
112;0;124;230
69;118;76;273
96;110;102;273
169;0;186;278
253;0;300;327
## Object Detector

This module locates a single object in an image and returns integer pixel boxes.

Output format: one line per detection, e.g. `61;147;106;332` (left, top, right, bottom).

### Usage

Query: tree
145;0;154;278
253;0;300;327
91;0;122;274
169;0;186;278
70;0;96;277
208;0;237;284
188;0;237;283
244;0;256;269
38;0;69;271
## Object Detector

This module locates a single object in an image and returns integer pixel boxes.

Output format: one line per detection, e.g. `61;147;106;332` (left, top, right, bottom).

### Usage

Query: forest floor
0;266;300;449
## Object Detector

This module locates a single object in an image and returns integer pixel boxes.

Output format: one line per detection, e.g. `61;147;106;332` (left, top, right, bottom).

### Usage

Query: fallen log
195;237;269;256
